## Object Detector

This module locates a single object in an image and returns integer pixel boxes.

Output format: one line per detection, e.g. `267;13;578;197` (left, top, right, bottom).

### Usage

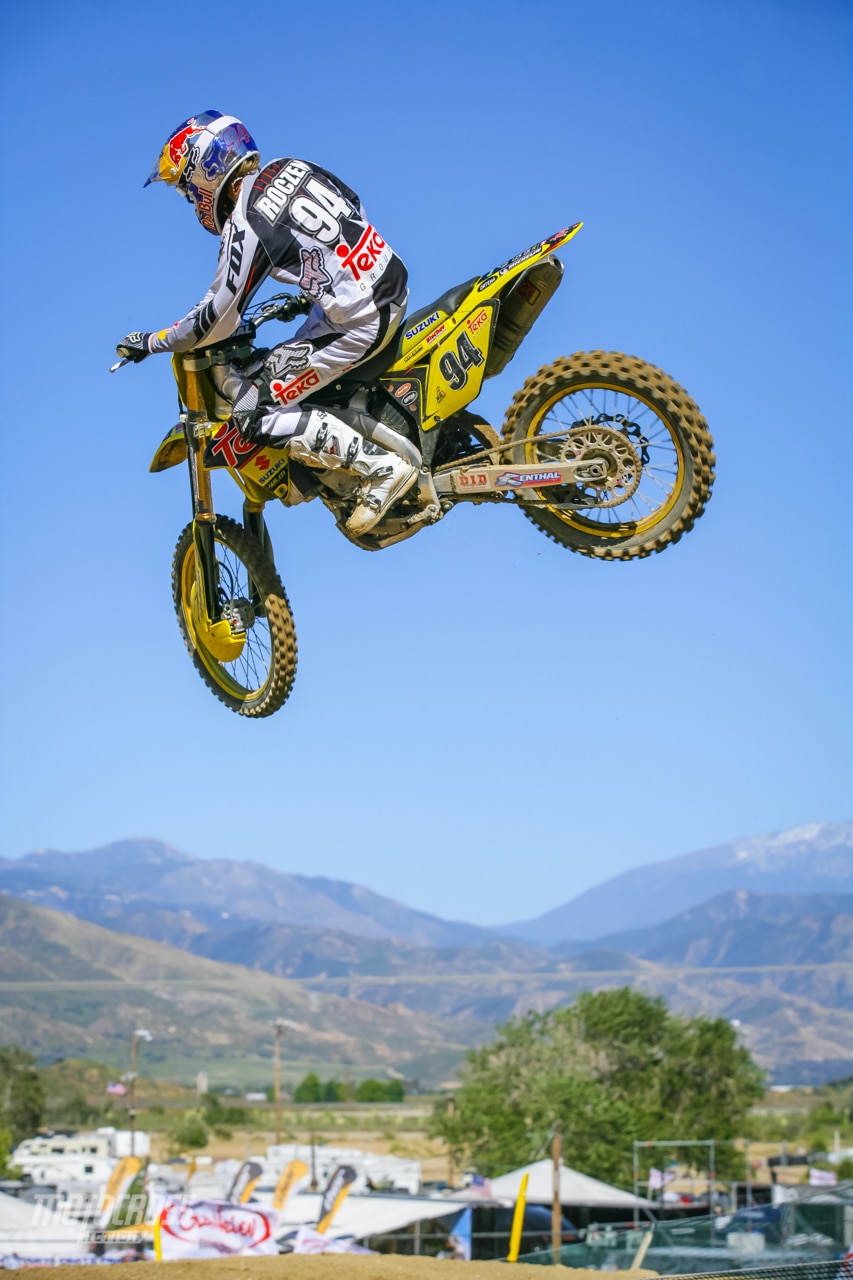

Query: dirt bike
111;222;714;718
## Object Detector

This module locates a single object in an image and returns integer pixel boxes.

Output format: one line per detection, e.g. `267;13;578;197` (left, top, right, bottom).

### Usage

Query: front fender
150;423;187;473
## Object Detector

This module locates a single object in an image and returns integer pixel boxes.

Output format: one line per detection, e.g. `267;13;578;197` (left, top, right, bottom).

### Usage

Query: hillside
0;897;466;1087
0;838;490;948
499;821;853;943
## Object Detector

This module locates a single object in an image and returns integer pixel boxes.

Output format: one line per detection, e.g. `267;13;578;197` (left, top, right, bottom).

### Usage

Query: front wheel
502;352;715;559
172;516;297;717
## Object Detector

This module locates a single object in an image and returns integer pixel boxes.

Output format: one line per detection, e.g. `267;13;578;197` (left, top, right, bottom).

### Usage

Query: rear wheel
502;352;715;559
172;516;297;717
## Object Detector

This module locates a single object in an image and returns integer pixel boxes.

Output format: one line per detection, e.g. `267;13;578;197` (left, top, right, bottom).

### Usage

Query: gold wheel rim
523;381;685;537
180;539;272;703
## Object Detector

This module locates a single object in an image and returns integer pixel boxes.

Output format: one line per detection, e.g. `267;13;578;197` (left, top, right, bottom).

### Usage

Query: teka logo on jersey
270;369;320;405
405;312;439;342
495;469;562;487
255;161;310;223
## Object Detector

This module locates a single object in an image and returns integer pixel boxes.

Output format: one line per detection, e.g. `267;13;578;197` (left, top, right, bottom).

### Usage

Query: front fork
181;356;272;625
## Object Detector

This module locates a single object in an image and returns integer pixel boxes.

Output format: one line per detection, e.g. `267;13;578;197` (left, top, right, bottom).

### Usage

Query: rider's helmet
144;111;260;235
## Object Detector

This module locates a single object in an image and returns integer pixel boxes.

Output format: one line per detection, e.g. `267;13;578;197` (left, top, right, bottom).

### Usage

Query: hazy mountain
0;896;465;1086
0;838;492;948
498;821;853;943
570;891;853;968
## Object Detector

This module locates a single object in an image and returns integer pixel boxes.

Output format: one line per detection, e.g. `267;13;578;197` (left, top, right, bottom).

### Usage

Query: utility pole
551;1123;562;1266
270;1019;299;1147
128;1029;152;1158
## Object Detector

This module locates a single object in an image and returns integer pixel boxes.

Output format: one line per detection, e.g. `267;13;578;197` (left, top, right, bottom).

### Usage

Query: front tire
502;352;715;559
172;516;297;717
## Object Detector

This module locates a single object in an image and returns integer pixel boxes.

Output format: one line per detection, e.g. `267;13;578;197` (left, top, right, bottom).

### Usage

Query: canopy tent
0;1190;90;1259
490;1160;650;1210
277;1191;470;1240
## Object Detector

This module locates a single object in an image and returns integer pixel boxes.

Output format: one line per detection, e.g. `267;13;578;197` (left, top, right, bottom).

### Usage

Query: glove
116;331;152;363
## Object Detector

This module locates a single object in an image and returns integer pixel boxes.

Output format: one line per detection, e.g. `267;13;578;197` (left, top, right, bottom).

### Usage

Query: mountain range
2;820;851;1084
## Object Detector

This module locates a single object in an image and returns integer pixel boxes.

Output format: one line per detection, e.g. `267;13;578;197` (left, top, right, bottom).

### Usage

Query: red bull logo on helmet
167;119;200;168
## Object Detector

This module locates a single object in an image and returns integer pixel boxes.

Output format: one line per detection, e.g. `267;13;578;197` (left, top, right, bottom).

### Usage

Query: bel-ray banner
316;1164;356;1234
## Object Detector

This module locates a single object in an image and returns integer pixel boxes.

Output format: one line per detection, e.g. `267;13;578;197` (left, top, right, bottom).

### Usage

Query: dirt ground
35;1257;656;1280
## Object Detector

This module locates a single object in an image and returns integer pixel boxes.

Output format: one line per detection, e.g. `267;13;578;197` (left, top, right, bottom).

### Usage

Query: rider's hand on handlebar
116;331;152;363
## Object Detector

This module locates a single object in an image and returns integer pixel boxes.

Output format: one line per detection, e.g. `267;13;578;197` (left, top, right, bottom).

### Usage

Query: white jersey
149;159;408;355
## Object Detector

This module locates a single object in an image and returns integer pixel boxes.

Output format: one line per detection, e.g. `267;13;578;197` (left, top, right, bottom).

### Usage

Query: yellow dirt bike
113;223;714;718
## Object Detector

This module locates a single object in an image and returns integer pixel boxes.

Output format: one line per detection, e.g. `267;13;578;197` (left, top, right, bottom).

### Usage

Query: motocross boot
288;410;417;535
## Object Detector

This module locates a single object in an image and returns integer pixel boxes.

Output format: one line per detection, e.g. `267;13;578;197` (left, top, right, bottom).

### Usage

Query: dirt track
36;1257;656;1280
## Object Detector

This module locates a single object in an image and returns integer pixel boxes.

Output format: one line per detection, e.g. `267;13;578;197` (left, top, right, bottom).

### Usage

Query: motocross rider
116;111;417;536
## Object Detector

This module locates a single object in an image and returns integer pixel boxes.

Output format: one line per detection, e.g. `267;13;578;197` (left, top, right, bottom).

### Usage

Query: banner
99;1157;143;1227
156;1199;278;1259
808;1167;838;1186
648;1167;675;1190
227;1159;264;1204
316;1165;356;1234
274;1159;308;1212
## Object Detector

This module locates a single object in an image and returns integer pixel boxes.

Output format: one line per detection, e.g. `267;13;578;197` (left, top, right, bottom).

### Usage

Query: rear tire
502;352;715;559
172;516;297;717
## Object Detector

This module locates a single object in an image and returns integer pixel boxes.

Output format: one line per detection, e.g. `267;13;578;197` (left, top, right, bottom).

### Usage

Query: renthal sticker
425;322;447;345
467;309;489;333
393;382;412;399
495;469;563;487
254;161;310;223
270;368;321;405
459;471;489;488
404;312;440;341
335;224;391;288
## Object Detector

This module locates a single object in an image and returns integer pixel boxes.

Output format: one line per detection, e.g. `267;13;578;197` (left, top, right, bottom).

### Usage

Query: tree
0;1046;45;1145
170;1109;208;1152
431;988;764;1186
293;1072;322;1103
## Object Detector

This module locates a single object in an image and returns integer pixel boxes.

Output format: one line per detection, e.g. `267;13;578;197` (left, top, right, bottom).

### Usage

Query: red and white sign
157;1199;278;1259
270;367;321;405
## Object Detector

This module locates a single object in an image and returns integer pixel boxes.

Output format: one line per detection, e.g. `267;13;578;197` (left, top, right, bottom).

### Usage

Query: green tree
431;988;764;1186
170;1108;209;1151
322;1079;344;1102
293;1072;322;1103
0;1129;16;1177
0;1046;45;1145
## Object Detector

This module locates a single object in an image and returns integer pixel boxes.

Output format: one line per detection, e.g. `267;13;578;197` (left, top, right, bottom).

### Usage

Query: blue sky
0;0;849;924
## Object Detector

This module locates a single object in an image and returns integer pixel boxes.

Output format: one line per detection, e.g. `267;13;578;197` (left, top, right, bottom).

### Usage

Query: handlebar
109;292;311;372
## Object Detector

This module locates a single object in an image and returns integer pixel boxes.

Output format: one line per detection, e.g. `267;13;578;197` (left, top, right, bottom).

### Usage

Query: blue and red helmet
145;111;260;235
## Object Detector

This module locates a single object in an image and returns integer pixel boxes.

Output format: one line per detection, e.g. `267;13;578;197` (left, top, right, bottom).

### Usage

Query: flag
274;1159;308;1212
468;1173;493;1197
99;1157;143;1227
809;1167;838;1186
156;1200;277;1259
106;1082;127;1096
316;1165;357;1234
448;1206;472;1260
227;1160;263;1204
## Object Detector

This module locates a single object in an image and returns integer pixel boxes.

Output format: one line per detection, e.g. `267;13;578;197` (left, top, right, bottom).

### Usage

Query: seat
338;276;480;384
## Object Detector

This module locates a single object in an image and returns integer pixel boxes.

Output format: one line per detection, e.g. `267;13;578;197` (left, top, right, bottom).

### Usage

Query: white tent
0;1191;90;1260
490;1160;649;1210
278;1191;469;1240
